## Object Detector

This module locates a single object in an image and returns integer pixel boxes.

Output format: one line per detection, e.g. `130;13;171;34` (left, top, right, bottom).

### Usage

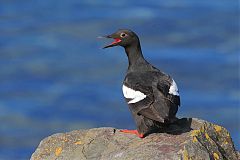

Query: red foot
120;129;144;138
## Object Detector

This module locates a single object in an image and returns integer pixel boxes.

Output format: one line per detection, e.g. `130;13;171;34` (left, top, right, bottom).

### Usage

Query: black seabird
101;29;180;138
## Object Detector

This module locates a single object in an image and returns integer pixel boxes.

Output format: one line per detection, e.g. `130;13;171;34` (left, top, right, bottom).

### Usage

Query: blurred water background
0;0;239;159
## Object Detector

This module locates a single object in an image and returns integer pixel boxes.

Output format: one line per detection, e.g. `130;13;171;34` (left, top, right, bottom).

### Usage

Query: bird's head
100;29;139;49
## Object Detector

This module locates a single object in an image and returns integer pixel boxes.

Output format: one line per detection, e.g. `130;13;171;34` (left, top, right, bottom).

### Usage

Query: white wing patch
169;79;179;96
122;85;146;104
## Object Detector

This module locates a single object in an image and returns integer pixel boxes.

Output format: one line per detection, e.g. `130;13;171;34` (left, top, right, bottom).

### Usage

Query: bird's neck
124;42;147;70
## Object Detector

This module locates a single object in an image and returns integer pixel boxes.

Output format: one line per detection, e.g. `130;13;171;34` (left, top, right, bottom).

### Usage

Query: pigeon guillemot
101;29;180;138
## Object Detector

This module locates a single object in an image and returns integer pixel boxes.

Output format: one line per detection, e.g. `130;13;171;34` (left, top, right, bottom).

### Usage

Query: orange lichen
74;141;82;145
226;132;230;137
200;126;205;133
205;133;210;140
190;130;200;137
183;148;189;160
55;147;62;156
214;125;222;132
213;152;219;160
192;136;198;143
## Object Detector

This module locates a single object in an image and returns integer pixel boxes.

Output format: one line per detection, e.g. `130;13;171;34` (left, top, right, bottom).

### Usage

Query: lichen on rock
31;118;239;160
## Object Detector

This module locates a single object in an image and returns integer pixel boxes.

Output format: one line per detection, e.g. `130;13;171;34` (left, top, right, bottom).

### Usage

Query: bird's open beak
98;35;122;49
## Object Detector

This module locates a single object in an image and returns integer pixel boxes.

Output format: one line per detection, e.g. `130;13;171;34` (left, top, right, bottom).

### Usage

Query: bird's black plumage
102;29;180;137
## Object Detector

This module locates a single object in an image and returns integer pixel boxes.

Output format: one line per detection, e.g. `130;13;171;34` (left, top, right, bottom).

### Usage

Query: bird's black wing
126;71;180;123
123;72;155;117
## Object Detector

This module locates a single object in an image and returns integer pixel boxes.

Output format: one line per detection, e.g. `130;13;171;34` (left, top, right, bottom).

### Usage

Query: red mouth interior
111;38;121;45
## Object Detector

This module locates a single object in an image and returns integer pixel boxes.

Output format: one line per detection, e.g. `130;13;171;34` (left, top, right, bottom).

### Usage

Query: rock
31;118;239;160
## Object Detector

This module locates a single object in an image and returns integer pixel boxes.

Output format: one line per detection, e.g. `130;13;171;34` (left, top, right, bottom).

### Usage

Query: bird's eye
120;33;127;38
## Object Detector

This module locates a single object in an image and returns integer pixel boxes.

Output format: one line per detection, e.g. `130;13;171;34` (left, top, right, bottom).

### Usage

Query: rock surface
31;118;239;160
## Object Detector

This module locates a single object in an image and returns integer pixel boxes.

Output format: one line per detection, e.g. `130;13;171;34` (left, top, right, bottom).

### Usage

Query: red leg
120;129;144;138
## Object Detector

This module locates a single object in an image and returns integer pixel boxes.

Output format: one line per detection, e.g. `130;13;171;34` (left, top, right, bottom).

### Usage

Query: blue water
0;1;239;159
